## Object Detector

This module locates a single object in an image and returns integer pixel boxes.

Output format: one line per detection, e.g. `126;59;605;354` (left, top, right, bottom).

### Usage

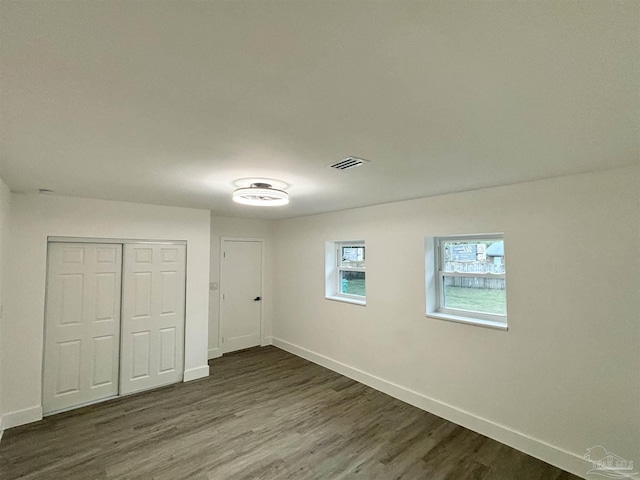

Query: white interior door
43;243;122;414
220;239;263;354
120;244;186;395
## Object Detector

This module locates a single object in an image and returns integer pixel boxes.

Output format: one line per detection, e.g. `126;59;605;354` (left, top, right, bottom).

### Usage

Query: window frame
325;240;366;306
426;234;507;330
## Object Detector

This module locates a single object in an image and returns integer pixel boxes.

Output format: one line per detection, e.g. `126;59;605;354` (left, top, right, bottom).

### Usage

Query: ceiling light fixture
232;183;289;206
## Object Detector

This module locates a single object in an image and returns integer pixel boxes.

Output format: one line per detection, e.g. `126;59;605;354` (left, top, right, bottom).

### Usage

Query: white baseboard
0;414;4;442
2;405;43;430
209;340;272;360
271;337;588;480
183;365;209;382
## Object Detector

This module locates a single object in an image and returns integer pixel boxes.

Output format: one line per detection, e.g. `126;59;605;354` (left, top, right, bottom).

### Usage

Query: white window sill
426;312;508;330
325;295;366;306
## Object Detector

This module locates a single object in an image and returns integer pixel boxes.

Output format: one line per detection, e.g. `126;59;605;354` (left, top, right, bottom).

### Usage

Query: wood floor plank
0;346;582;480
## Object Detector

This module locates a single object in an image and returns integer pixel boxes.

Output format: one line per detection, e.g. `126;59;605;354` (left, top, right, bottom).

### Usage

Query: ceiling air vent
329;157;370;170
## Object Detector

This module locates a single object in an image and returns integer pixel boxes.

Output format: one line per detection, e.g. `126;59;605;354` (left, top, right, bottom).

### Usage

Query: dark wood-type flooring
0;346;581;479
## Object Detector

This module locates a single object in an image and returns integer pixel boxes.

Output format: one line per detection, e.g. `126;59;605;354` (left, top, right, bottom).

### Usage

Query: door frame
48;237;186;246
218;237;265;353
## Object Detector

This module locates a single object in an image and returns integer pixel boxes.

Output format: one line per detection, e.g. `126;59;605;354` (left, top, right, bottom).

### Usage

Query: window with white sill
426;234;507;328
325;241;366;305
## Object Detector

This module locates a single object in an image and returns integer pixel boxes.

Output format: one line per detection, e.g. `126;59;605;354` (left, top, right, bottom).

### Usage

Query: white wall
272;165;640;478
0;176;11;436
2;194;210;428
209;215;274;358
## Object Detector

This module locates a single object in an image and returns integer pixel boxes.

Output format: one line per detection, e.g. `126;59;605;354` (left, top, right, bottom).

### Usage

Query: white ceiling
1;1;638;219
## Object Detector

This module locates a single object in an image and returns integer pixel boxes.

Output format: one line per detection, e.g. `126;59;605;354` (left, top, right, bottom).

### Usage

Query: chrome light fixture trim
232;183;289;206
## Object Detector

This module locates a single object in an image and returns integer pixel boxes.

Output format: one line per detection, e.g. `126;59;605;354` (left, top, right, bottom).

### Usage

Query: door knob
254;296;261;301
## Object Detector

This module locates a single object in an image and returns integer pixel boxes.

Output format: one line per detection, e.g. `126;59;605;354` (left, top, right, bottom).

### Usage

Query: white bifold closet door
120;244;186;395
43;243;123;414
43;241;186;414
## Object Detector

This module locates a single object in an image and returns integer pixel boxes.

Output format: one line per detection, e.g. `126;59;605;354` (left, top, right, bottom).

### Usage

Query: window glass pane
340;246;365;268
442;239;504;274
443;275;506;315
340;270;366;296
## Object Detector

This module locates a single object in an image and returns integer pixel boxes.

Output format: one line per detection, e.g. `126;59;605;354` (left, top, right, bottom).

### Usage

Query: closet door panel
43;243;122;414
120;244;185;395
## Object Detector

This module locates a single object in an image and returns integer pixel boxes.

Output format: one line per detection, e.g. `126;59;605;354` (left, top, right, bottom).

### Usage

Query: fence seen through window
438;236;506;318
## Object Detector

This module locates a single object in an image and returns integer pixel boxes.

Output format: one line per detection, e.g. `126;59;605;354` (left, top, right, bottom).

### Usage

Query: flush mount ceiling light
232;183;289;206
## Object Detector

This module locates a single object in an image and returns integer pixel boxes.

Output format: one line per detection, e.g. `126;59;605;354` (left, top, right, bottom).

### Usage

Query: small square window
426;234;507;329
325;241;366;305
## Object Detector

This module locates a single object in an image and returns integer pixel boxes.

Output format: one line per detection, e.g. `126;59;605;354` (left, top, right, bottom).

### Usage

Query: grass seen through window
443;285;506;315
341;278;366;297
